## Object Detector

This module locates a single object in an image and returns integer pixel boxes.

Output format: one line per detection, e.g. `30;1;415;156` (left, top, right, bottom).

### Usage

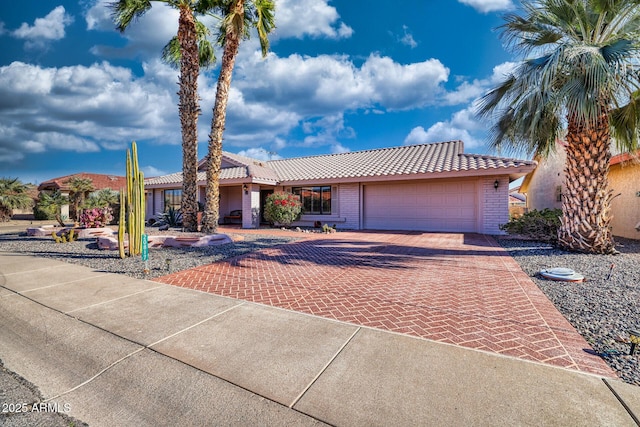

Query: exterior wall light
243;184;248;195
494;180;499;190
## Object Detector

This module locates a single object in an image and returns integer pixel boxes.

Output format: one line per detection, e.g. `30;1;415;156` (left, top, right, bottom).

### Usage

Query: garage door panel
364;181;477;232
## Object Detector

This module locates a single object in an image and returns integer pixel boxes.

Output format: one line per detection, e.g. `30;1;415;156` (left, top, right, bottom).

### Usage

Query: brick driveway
154;230;615;378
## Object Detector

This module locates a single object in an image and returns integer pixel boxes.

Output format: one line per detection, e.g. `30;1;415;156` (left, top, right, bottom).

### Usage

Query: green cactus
118;189;126;258
118;141;145;258
51;228;77;243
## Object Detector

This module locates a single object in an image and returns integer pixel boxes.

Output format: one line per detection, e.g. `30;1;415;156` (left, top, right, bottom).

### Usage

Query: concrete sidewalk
1;252;639;426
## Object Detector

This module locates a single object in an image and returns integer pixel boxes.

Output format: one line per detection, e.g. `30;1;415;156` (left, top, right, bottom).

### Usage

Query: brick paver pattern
154;230;615;378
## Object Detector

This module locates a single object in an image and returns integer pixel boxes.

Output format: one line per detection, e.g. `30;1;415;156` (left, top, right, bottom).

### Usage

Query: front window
164;189;182;211
292;186;331;215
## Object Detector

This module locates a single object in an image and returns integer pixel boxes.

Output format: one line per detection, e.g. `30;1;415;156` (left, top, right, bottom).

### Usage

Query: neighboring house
520;143;640;239
508;186;526;218
38;173;127;219
144;141;536;234
519;143;566;212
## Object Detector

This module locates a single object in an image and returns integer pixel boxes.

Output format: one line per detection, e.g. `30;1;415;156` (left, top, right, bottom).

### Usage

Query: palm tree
66;176;95;220
477;0;640;254
0;178;33;222
110;0;215;232
86;188;120;208
200;0;275;233
36;191;69;227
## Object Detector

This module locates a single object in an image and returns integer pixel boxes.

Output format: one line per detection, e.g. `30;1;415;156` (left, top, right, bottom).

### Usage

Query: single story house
38;173;127;219
144;140;536;234
519;142;640;239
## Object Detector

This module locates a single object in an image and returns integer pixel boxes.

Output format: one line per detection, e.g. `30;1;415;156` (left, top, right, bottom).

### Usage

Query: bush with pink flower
263;191;302;227
79;207;114;228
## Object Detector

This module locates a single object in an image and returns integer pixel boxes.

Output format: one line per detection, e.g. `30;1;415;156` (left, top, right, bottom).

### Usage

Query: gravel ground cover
0;225;638;387
0;229;299;280
497;236;640;387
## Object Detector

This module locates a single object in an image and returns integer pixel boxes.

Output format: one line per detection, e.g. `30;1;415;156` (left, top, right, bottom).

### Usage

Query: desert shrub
34;204;56;220
264;192;302;227
79;207;114;228
500;208;562;242
157;206;183;227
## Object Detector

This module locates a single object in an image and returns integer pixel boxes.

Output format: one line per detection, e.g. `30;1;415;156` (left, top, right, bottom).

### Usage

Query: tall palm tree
0;177;33;222
66;176;95;220
477;0;640;254
200;0;275;233
110;0;215;232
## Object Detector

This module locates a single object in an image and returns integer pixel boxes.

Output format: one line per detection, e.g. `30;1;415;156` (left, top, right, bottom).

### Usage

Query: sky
0;0;523;185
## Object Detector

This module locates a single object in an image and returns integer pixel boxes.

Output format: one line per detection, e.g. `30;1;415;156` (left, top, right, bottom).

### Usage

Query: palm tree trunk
178;5;200;232
558;114;616;254
202;0;244;234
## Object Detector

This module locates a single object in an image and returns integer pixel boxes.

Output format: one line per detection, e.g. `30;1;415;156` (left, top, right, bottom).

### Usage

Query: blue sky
0;0;521;185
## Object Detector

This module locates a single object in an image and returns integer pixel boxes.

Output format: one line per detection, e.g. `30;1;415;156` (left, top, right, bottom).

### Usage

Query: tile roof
145;141;536;186
38;173;127;192
267;141;535;181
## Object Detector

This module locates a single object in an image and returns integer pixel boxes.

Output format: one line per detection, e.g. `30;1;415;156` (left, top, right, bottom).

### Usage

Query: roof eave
277;165;537;186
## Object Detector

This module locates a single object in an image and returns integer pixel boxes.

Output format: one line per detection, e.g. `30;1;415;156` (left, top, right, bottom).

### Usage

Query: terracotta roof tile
267;141;534;181
38;173;127;192
145;141;536;186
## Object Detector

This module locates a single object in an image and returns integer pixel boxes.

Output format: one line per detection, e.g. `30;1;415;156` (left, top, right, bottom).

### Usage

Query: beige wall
523;148;565;211
609;161;640;239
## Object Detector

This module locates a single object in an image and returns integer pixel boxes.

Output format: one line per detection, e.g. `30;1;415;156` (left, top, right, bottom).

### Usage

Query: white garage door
363;180;477;232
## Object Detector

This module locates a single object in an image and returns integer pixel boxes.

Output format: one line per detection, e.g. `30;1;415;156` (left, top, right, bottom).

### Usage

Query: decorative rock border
27;226;114;238
96;234;232;250
27;226;233;249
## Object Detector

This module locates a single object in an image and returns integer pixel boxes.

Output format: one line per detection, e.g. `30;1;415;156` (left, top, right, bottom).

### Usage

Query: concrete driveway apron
154;231;614;377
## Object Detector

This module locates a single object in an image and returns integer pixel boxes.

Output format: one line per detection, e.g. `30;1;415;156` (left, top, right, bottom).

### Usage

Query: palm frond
109;0;153;32
162;19;217;69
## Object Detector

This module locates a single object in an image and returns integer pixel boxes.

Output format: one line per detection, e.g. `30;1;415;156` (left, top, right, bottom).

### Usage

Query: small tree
66;176;95;220
263;192;302;227
0;177;33;222
85;188;119;208
35;191;68;226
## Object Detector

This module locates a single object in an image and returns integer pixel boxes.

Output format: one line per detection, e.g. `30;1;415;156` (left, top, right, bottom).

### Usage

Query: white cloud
0;61;180;163
330;143;351;154
299;114;355;149
274;0;353;39
404;124;478;148
12;6;74;48
399;25;418;48
236;147;282;160
141;165;167;177
458;0;515;13
445;61;518;105
404;105;484;149
402;62;522;152
235;52;449;117
89;2;179;60
85;0;112;31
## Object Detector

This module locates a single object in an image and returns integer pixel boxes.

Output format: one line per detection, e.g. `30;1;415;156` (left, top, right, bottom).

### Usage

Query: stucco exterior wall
523;148;565;211
609;161;640;239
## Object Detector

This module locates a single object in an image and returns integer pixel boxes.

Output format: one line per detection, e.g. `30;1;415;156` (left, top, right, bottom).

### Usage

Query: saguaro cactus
118;141;145;258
